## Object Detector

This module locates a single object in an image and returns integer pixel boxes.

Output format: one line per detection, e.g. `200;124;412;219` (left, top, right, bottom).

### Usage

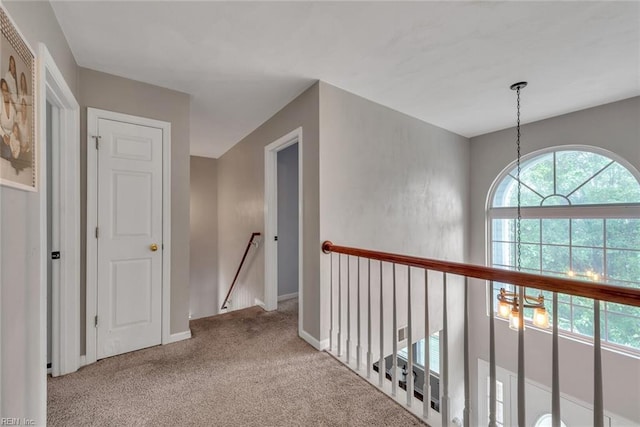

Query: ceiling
50;1;640;158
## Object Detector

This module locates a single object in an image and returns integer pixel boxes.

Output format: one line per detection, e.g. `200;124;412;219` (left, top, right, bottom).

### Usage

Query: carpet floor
48;299;423;426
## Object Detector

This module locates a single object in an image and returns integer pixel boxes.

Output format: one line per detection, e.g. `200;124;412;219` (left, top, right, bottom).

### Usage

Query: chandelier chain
516;86;522;273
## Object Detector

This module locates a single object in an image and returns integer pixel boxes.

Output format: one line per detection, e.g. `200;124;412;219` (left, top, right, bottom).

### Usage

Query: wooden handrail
322;241;640;308
221;232;261;310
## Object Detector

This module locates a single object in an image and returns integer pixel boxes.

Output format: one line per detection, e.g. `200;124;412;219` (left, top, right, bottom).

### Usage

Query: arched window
488;147;640;352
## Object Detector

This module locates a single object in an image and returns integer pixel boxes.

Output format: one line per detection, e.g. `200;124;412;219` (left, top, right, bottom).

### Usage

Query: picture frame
0;4;37;192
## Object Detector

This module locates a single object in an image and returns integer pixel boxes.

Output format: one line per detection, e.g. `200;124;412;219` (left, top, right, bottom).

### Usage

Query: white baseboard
165;329;192;344
189;310;218;320
278;292;298;302
254;298;266;309
299;329;329;350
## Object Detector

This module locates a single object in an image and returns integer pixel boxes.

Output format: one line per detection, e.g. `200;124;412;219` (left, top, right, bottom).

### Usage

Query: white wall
190;156;218;319
468;96;640;423
0;0;78;422
277;143;299;298
318;82;470;420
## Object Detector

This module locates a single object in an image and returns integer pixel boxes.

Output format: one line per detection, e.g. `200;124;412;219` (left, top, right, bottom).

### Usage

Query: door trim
264;127;303;336
38;44;81;377
85;108;171;365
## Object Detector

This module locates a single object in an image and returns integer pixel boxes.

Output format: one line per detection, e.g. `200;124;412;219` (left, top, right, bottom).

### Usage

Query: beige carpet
48;299;423;426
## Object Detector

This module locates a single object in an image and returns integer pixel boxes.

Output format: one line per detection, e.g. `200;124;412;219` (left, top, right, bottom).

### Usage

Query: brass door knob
150;243;158;252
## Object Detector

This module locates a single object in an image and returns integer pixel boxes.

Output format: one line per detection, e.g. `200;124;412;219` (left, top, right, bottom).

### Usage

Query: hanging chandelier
496;81;550;331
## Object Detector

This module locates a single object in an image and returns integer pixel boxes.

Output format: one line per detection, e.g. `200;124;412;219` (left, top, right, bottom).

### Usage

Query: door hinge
94;315;98;327
95;227;99;238
93;135;102;150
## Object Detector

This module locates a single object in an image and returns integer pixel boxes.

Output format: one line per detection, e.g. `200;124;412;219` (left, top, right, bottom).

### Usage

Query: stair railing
220;232;261;310
322;240;640;427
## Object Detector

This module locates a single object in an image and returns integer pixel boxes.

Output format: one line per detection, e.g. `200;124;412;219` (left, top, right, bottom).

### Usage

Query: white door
96;118;163;359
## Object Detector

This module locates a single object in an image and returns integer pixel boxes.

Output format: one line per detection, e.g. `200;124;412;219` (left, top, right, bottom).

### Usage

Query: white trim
486;144;640;212
278;292;299;302
86;108;171;365
264;127;304;339
254;298;266;310
165;330;192;344
38;44;81;378
299;329;329;351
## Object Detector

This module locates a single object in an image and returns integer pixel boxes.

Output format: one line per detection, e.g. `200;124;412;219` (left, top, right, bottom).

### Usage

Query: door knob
150;243;158;252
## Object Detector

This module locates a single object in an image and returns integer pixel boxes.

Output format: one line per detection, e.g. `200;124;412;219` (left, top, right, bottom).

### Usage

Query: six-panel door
96;118;163;359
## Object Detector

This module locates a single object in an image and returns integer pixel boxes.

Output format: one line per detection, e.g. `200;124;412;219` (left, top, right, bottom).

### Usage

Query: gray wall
190;156;218;319
318;82;471;420
217;83;320;337
468;96;640;423
277;143;299;298
0;1;78;422
78;67;191;343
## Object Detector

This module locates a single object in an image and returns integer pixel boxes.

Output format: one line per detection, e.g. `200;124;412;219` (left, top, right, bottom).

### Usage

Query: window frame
486;145;640;356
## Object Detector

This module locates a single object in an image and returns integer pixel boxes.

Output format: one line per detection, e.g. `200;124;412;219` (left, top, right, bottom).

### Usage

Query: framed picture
0;4;36;192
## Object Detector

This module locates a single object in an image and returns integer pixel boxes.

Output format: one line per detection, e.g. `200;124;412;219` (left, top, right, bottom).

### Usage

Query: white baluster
424;270;431;421
357;257;362;370
442;272;450;426
347;256;351;363
379;261;384;388
407;267;413;407
518;286;525;427
392;263;398;397
593;300;604;427
329;253;333;352
463;277;470;427
489;283;497;427
367;259;373;379
338;255;342;357
552;292;560;427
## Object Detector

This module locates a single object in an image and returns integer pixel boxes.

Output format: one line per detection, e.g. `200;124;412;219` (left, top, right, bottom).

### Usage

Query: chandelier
497;288;549;330
496;81;550;331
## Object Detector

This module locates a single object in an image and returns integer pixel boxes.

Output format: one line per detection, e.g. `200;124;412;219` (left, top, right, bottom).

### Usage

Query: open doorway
276;143;299;303
264;127;303;334
39;43;80;379
46;100;53;373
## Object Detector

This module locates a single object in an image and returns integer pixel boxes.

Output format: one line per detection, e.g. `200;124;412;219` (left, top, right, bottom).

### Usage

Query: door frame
85;108;171;365
38;43;81;377
264;127;303;335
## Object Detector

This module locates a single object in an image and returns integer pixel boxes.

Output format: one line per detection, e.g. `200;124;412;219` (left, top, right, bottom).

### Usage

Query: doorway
277;143;299;303
46;100;53;373
264;128;303;334
85;108;172;364
39;43;81;378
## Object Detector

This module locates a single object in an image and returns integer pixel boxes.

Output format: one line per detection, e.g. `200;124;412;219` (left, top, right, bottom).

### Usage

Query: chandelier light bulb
567;270;575;277
497;299;511;318
533;306;550;329
509;307;522;331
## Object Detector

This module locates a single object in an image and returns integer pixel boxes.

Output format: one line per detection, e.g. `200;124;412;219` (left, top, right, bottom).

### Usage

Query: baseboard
165;329;192;344
189;309;218;320
254;298;266;309
79;355;87;367
278;292;298;302
299;329;329;351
